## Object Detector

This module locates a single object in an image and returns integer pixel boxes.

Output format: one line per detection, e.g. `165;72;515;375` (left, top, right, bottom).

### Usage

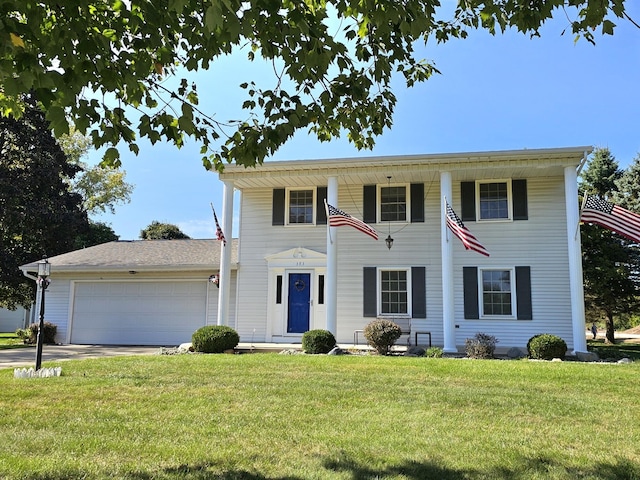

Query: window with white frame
380;185;407;222
481;269;513;316
478;181;511;220
380;269;409;315
287;189;314;224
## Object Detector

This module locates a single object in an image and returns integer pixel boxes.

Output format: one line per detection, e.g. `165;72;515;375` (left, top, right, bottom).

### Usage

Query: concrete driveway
0;344;160;370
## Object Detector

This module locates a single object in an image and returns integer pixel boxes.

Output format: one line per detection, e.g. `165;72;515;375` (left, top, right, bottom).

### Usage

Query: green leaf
102;147;121;168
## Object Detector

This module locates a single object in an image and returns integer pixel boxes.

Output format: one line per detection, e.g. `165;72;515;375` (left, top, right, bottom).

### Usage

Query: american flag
580;194;640;243
326;203;378;240
445;201;490;257
211;204;226;246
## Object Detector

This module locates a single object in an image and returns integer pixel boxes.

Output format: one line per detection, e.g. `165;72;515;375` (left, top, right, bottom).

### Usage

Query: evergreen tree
580;148;639;343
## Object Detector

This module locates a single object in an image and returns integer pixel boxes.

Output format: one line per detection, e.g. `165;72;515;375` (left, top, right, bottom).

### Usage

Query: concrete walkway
0;342;371;370
0;344;160;370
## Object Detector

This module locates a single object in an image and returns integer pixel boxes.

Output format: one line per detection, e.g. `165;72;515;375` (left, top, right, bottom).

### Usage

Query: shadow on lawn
21;456;640;480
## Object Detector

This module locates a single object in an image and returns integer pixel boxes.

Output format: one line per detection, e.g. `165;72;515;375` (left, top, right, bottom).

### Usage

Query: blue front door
287;273;310;333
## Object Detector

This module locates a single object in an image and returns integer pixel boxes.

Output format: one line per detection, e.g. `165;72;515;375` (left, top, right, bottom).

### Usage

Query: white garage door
71;281;208;345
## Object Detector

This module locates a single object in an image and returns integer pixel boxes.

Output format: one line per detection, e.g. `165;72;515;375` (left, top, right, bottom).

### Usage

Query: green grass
0;332;31;350
588;338;640;360
1;354;639;480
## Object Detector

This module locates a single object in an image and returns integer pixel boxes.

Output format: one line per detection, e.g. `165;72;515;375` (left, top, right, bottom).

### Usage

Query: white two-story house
20;147;591;353
215;147;591;353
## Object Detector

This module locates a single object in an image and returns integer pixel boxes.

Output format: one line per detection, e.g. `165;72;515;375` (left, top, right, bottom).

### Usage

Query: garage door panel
71;281;208;345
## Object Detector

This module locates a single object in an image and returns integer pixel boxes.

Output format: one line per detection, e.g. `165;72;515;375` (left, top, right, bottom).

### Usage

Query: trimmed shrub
465;333;498;359
425;346;444;358
22;322;57;344
363;319;402;355
192;325;240;353
527;334;567;360
302;329;336;354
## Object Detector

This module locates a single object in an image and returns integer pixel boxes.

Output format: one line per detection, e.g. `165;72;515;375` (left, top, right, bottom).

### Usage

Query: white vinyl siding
233;174;574;349
453;176;573;347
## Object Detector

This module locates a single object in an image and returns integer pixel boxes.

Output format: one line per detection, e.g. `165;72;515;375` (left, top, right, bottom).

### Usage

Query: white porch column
326;176;338;335
217;180;234;326
440;171;457;353
565;165;588;353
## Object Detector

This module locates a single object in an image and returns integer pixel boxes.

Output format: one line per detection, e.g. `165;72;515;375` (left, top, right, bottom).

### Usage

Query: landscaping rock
506;347;526;359
575;351;599;363
279;349;304;355
618;358;633;364
327;347;346;355
404;346;426;357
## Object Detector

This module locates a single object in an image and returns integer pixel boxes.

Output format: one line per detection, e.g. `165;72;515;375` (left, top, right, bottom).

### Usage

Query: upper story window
478;180;511;220
461;179;527;222
481;269;514;317
288;189;314;225
380;184;407;222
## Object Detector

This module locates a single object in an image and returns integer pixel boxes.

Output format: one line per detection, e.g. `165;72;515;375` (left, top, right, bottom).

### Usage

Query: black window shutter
272;188;285;226
276;275;283;304
363;267;377;317
410;183;425;223
363;185;377;224
316;186;327;224
512;179;528;220
411;266;426;318
515;266;532;320
463;266;479;319
461;182;476;221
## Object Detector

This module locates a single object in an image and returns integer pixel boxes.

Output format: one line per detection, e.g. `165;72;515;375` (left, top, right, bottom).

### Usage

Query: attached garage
70;281;208;345
19;239;238;345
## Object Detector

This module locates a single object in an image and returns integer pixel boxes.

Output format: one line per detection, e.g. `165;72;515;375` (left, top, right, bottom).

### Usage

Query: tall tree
580;148;639;343
73;221;119;250
0;94;89;309
614;153;640;213
140;221;190;240
58;130;134;216
1;1;636;170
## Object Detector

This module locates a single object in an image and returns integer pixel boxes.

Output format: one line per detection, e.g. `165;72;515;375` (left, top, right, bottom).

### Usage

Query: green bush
527;334;567;360
302;329;336;354
21;322;57;344
363;319;403;355
425;346;444;358
15;328;31;343
192;325;240;353
465;333;498;359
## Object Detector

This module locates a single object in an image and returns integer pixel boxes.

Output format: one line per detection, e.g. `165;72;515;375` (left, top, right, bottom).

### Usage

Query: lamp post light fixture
385;234;394;250
35;256;51;371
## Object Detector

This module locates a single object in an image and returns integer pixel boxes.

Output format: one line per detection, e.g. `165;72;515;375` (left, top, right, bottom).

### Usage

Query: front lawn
0;332;31;350
1;354;639;479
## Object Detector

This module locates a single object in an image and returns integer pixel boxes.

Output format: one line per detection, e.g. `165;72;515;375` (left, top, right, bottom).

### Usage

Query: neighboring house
216;147;591;353
20;239;236;345
0;307;29;332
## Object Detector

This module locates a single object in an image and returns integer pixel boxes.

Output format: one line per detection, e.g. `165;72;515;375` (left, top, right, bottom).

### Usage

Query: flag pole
575;193;588;241
324;199;333;244
443;196;450;243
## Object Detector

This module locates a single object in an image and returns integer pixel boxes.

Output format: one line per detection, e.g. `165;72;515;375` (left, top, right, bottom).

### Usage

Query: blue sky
92;6;640;240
